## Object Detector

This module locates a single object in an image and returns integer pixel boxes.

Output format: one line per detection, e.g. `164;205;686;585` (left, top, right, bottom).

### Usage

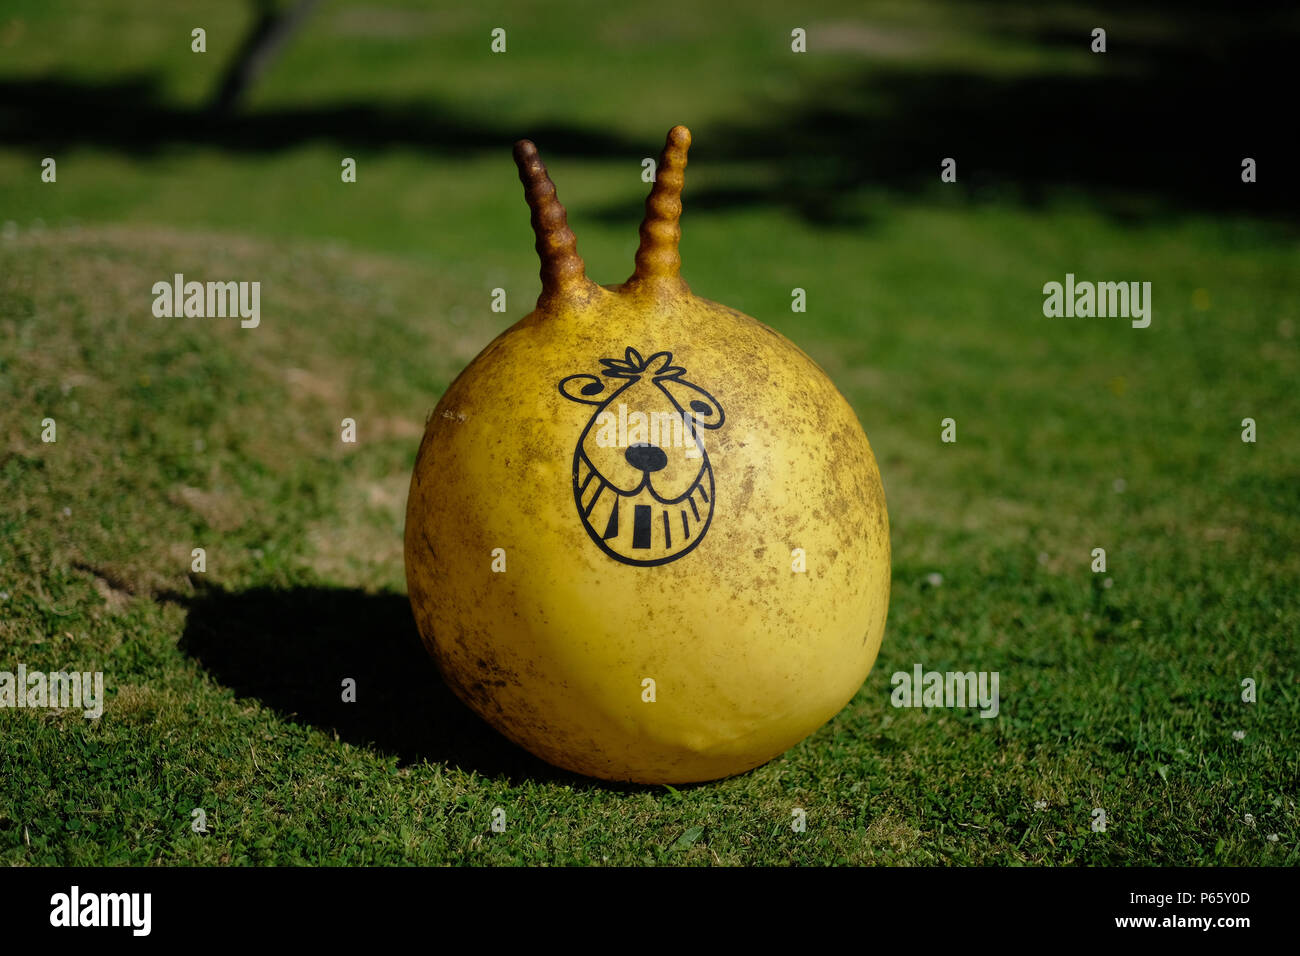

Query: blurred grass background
0;0;1297;864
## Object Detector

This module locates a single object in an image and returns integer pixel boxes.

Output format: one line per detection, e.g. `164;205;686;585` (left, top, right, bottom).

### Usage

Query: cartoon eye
559;374;608;405
659;378;725;429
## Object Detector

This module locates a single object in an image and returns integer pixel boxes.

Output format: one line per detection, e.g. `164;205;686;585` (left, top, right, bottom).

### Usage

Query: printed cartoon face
559;348;724;566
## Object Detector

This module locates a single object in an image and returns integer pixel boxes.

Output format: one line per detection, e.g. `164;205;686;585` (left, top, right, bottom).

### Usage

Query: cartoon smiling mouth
574;447;715;565
559;347;725;567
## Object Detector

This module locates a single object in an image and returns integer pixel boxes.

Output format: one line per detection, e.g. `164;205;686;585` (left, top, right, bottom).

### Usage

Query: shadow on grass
176;583;652;791
0;76;639;160
3;4;1297;227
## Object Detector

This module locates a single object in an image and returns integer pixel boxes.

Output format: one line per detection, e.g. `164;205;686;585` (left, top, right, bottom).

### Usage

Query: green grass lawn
1;0;1297;865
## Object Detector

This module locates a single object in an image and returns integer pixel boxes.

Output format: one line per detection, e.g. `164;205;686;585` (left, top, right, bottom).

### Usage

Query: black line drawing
558;348;725;566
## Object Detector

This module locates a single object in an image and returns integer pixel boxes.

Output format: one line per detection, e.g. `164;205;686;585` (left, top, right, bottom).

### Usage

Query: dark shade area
176;582;649;789
0;76;640;160
2;4;1296;226
626;11;1299;225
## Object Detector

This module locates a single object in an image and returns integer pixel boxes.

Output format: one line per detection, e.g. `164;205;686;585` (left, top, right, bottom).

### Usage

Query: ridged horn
513;139;596;306
627;125;691;290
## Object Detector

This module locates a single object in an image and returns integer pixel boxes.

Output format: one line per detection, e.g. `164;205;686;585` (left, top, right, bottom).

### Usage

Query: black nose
625;443;668;473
